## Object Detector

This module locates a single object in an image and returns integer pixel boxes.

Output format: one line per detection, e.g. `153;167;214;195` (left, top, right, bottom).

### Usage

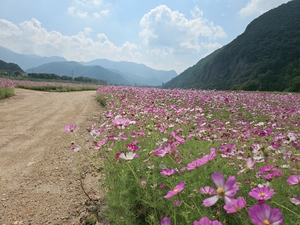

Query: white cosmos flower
119;152;136;160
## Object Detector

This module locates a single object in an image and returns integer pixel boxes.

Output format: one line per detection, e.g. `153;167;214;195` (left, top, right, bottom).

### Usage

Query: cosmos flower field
0;78;14;99
80;86;300;225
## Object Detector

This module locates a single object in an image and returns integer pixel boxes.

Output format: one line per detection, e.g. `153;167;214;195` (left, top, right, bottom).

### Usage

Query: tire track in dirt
0;88;106;225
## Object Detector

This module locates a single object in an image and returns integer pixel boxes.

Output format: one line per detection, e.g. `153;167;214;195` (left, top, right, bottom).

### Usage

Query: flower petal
203;195;219;207
211;172;225;189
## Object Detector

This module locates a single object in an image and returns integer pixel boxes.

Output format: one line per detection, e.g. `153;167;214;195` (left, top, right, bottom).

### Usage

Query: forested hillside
0;59;24;74
164;0;300;92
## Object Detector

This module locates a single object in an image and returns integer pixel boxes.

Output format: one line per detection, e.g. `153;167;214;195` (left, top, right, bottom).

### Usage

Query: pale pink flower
200;186;216;196
286;174;300;185
70;145;81;152
160;168;175;176
237;158;256;174
64;124;77;132
290;195;300;205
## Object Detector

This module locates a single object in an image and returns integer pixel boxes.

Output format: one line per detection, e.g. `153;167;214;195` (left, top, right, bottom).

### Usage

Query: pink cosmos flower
64;124;77;132
248;204;283;225
95;137;108;149
161;217;172;225
194;216;222;225
160;168;175;176
200;186;216;196
286;174;300;185
164;181;185;198
187;148;216;171
249;186;275;203
224;196;246;214
186;157;209;170
171;131;185;144
290;195;300;205
259;164;275;173
203;172;239;207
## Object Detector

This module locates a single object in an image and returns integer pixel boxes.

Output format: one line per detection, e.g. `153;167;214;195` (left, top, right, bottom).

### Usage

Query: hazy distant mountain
0;46;66;70
0;46;177;86
164;0;300;92
81;59;177;86
25;61;131;85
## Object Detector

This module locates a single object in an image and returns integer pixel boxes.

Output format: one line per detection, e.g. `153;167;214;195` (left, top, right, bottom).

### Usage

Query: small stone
26;162;35;167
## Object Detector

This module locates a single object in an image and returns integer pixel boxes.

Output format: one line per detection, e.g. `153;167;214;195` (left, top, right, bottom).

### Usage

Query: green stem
272;201;300;218
127;163;140;182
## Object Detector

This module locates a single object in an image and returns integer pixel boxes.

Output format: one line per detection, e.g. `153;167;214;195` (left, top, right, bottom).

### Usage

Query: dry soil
0;88;107;225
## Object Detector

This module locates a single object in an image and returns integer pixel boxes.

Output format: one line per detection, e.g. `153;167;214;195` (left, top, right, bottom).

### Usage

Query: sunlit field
0;78;14;99
69;86;300;225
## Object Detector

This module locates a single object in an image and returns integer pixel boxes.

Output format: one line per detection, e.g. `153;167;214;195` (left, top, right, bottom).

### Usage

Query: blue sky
0;0;291;74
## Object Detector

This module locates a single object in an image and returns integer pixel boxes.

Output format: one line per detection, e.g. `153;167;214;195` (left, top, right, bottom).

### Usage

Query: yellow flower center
216;187;225;197
173;188;178;193
263;219;270;225
260;192;265;197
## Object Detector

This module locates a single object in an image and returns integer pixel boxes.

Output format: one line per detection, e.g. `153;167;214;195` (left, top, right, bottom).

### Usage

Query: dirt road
0;88;106;225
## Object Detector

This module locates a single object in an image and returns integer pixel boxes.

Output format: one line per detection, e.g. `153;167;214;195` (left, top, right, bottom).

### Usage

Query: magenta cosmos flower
249;186;274;203
286;174;300;185
164;181;185;198
203;172;239;207
161;217;172;225
64;124;77;132
248;204;283;225
194;216;222;225
224;196;246;214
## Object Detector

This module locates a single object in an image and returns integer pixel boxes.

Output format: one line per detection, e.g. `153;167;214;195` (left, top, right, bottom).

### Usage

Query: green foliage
27;73;108;85
96;94;107;107
164;0;300;92
0;59;24;74
0;87;14;99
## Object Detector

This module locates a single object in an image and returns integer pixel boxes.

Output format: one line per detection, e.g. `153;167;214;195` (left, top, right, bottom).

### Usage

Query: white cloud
139;5;226;55
77;11;88;18
67;6;76;15
190;6;204;18
239;0;291;17
83;27;93;35
68;0;109;19
0;18;141;63
0;19;22;38
94;9;110;18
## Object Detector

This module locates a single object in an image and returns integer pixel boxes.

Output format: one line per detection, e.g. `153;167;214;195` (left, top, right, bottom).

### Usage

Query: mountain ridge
25;61;131;85
164;0;300;92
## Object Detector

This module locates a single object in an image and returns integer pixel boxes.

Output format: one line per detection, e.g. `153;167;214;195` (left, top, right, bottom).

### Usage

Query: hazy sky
0;0;291;74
